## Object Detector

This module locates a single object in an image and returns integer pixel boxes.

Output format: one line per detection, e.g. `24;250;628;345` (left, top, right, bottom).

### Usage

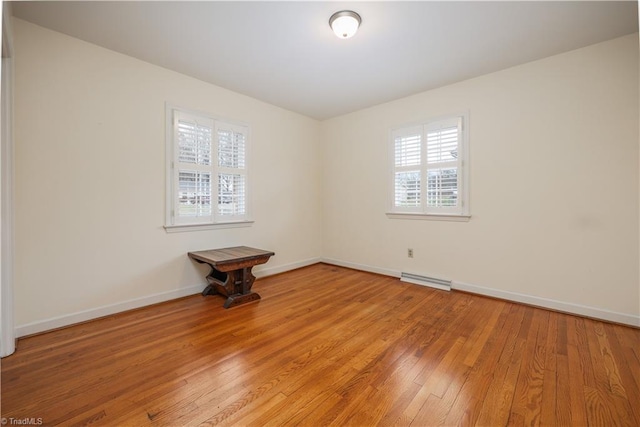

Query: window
389;113;469;219
166;107;251;230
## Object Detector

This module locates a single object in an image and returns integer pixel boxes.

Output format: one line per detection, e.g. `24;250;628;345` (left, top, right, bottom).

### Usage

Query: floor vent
401;272;452;291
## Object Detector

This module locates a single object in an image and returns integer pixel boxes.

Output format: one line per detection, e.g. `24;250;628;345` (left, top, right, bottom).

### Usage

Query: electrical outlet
408;248;413;258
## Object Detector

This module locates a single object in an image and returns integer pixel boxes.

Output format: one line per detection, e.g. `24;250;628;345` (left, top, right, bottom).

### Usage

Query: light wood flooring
2;263;639;426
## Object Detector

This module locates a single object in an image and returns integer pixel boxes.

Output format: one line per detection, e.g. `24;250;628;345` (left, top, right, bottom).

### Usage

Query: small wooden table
188;246;275;308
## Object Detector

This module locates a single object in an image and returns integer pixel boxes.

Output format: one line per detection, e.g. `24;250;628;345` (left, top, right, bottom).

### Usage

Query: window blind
216;124;248;218
395;171;421;207
393;127;422;209
389;114;467;216
425;119;461;208
178;171;212;217
218;173;245;216
168;108;250;226
395;134;421;167
218;129;246;169
426;125;458;165
178;120;212;165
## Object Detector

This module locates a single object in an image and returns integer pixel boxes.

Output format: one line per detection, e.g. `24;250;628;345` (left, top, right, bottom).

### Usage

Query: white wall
13;19;322;333
322;34;640;324
12;18;640;333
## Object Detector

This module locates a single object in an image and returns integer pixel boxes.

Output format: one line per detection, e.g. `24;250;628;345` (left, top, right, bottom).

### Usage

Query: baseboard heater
401;272;452;291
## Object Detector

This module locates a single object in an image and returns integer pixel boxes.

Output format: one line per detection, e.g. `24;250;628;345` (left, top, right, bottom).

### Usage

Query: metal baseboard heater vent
401;272;452;291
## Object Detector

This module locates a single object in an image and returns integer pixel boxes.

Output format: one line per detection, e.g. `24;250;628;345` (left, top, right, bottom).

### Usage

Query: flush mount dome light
329;10;361;39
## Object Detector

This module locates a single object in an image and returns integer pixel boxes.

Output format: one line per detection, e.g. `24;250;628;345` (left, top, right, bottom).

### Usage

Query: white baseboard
452;280;640;327
15;284;206;338
321;258;640;327
321;258;401;278
254;257;322;278
14;257;323;338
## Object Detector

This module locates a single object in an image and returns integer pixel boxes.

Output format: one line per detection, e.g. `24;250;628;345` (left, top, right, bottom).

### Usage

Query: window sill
164;220;254;233
386;212;471;222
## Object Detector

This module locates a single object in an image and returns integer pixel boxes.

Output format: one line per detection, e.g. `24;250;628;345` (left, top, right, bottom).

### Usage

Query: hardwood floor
2;263;639;426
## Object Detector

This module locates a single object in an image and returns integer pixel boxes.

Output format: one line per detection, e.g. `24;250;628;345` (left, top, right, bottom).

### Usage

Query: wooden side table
188;246;275;308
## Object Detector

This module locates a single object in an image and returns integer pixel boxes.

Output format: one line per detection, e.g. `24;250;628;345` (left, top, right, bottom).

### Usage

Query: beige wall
322;34;640;322
13;17;640;331
13;19;323;330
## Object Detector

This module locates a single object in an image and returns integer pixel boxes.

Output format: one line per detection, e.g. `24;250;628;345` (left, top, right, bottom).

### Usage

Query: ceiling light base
329;10;361;39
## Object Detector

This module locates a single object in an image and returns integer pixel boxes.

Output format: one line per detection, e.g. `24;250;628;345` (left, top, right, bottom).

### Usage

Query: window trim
387;112;470;220
164;104;252;231
385;212;471;222
164;220;254;233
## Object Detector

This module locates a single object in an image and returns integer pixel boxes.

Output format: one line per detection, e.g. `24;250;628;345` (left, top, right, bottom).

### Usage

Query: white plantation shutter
394;131;421;167
218;173;245;216
390;114;468;216
218;129;246;169
392;126;422;210
168;108;250;226
178;120;212;165
215;123;248;218
394;171;421;208
178;171;212;218
174;112;214;223
425;117;462;210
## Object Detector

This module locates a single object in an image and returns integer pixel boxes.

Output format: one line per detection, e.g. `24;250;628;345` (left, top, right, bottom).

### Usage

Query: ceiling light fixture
329;10;361;39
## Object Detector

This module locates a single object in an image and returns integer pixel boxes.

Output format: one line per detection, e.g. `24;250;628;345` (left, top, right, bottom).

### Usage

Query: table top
188;246;275;266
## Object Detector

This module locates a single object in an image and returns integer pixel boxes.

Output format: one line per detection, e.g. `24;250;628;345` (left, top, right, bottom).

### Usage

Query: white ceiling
11;1;639;120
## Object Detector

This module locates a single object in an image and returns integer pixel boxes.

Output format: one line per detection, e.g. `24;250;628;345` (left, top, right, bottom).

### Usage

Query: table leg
242;267;253;294
199;264;261;308
202;284;215;296
223;266;260;308
202;266;227;296
223;291;261;308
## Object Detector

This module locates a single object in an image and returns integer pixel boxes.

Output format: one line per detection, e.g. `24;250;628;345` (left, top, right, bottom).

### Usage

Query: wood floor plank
510;309;547;425
539;311;558;426
2;263;639;426
442;306;532;426
412;302;512;425
605;323;640;423
565;347;587;426
565;317;589;426
475;304;527;426
613;325;640;393
584;319;636;426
